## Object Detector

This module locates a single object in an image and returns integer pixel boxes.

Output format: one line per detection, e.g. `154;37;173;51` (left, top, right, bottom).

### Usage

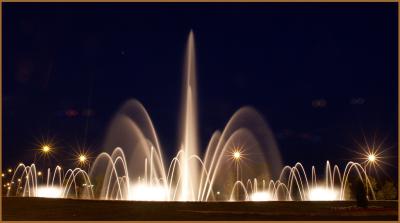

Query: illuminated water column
179;30;199;201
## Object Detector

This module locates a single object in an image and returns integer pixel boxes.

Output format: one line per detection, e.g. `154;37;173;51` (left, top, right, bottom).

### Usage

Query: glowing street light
350;137;391;177
42;145;51;153
74;152;91;169
7;168;12;173
78;154;87;164
367;154;376;163
34;137;57;163
72;145;92;168
231;147;245;200
37;171;42;176
72;147;92;168
233;151;241;160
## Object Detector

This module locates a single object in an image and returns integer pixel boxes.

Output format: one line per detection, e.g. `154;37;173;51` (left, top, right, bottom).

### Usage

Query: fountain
6;31;376;202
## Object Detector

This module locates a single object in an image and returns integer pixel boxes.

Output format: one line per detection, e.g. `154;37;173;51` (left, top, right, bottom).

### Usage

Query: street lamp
233;151;241;160
75;152;91;170
232;149;242;200
78;154;87;164
367;154;376;163
42;145;51;153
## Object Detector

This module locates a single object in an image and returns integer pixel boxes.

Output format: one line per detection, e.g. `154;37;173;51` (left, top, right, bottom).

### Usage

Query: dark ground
2;197;398;221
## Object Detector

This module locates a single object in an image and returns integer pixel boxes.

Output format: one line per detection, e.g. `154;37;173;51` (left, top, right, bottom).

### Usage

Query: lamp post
365;153;376;200
233;151;241;200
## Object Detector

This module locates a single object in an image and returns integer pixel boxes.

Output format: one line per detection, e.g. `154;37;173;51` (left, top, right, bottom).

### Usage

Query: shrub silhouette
354;179;368;208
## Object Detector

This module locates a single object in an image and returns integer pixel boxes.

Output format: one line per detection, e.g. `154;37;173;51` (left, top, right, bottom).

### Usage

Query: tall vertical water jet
179;30;200;201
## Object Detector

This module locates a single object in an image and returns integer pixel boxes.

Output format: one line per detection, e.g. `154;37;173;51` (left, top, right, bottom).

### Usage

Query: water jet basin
3;197;397;221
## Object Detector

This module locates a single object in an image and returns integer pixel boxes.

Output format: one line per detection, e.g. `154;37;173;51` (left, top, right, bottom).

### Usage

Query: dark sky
2;3;398;179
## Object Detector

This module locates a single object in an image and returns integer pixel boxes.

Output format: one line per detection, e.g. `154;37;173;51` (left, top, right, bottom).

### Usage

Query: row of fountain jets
7;32;375;201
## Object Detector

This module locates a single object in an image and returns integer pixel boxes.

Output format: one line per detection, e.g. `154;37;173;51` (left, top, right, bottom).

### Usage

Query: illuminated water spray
179;30;199;201
6;31;376;202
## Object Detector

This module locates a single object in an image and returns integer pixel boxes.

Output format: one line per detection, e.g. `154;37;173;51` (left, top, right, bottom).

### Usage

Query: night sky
3;3;398;179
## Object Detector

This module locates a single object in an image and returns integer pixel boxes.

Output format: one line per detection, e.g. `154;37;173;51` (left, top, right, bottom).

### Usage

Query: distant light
360;145;385;172
233;151;241;160
368;154;376;162
7;168;12;173
37;171;42;176
216;191;220;195
79;155;87;163
250;191;274;201
230;146;245;163
309;187;338;201
1;173;4;177
42;145;51;153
